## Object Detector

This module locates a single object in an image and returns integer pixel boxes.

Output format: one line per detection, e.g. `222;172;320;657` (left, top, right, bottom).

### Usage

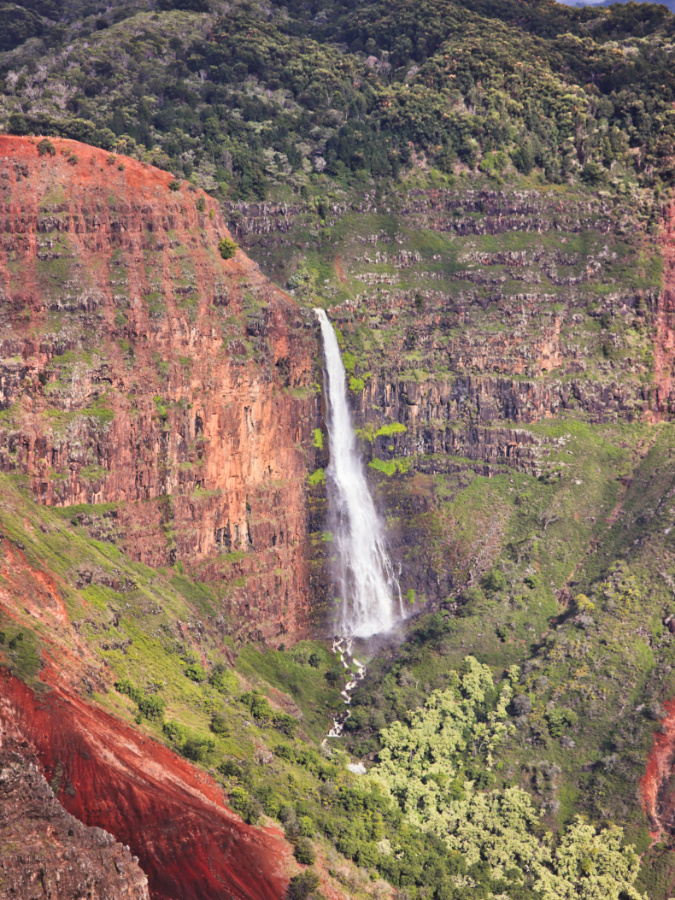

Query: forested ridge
1;0;675;198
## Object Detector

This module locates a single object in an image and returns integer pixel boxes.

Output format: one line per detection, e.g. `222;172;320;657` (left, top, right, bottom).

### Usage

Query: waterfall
315;308;401;638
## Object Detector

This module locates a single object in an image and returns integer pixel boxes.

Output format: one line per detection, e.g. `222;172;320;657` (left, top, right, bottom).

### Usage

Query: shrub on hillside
219;237;238;259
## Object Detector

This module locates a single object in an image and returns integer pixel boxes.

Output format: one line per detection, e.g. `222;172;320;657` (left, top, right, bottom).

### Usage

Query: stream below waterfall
324;636;366;744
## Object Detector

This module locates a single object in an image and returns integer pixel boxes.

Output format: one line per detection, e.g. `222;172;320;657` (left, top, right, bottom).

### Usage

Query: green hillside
1;0;674;198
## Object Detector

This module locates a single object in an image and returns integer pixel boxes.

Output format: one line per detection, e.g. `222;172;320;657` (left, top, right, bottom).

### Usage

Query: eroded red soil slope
0;671;291;900
642;698;675;837
0;746;150;899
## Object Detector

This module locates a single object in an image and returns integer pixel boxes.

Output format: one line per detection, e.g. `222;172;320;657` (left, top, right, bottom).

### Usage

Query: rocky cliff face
0;135;325;900
0;672;292;900
241;184;664;608
0;745;149;900
0;135;320;643
654;200;675;418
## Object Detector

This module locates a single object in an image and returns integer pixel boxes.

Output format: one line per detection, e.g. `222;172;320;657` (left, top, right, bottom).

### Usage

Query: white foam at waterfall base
315;308;402;639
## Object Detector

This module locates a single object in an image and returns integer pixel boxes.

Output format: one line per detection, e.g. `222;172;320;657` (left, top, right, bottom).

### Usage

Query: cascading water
315;308;402;639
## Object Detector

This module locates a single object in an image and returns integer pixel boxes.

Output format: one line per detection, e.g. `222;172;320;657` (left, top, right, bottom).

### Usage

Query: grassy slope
340;422;675;886
4;418;673;893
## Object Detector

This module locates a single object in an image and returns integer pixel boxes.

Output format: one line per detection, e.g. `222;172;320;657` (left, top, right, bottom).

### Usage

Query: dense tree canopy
1;0;674;197
370;657;645;900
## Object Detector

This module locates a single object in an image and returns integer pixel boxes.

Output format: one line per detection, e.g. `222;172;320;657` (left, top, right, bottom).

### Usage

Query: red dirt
641;698;675;838
0;670;292;900
334;256;347;284
653;201;675;418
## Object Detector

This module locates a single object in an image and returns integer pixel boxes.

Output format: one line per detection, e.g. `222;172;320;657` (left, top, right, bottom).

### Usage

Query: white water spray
315;308;401;639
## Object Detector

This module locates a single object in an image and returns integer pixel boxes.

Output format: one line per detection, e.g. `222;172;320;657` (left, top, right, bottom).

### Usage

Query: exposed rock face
0;141;313;898
231;183;665;611
654;200;675;417
0;672;292;900
0;136;320;642
642;697;675;839
0;746;149;900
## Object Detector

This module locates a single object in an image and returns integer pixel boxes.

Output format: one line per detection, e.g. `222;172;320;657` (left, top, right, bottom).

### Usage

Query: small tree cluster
219;237;238;260
37;138;56;156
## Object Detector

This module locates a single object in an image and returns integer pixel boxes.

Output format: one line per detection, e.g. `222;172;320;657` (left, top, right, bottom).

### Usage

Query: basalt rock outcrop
0;746;150;900
0;672;292;900
0;135;324;900
229;184;663;443
0;135;320;643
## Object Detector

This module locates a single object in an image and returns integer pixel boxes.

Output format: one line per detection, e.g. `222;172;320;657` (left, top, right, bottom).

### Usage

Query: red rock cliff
0;136;319;642
653;200;675;417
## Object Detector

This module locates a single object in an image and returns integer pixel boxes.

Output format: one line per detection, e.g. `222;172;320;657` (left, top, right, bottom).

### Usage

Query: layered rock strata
0;136;319;642
239;185;665;611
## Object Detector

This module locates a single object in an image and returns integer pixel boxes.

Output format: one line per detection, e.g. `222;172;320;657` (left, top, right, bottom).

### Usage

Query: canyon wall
0;135;320;643
239;185;664;607
0;136;324;900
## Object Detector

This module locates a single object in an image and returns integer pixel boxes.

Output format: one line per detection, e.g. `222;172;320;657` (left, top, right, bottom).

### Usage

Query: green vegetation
1;380;674;899
0;624;43;686
36;137;55;156
369;456;411;476
218;237;239;260
370;657;642;899
2;0;674;201
116;677;166;722
375;422;407;439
